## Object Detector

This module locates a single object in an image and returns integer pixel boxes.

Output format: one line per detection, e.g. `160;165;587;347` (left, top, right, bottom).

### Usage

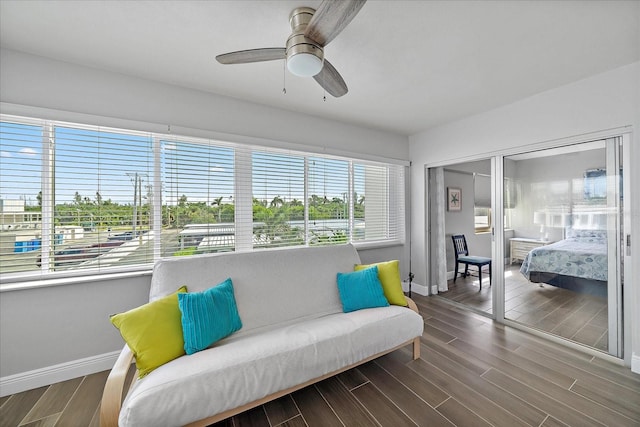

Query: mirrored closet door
502;137;625;357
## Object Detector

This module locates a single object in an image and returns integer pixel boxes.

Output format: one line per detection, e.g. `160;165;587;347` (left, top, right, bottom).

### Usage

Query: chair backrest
451;234;469;260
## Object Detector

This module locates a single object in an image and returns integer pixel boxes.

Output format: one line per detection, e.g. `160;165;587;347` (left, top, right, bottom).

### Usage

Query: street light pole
127;173;138;235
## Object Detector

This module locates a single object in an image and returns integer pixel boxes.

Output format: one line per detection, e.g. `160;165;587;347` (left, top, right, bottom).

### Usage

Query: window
0;114;405;281
308;157;350;245
0;121;42;275
161;138;235;256
252;150;305;248
474;207;491;232
53;126;154;269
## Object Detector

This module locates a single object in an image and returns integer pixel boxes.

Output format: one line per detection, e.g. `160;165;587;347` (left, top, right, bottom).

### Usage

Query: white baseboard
632;353;640;375
0;350;120;397
406;281;428;296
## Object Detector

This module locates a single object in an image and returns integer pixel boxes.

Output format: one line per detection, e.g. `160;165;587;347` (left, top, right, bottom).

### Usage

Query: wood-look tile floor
437;265;609;351
2;295;639;427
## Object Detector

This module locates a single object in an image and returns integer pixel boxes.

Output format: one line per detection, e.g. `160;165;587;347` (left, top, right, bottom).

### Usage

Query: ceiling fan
215;0;367;98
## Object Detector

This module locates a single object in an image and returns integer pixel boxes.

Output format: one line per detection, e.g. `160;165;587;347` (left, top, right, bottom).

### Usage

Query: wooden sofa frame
100;298;422;427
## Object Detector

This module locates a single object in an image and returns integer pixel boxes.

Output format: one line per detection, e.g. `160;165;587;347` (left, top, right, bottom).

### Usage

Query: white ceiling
1;0;638;136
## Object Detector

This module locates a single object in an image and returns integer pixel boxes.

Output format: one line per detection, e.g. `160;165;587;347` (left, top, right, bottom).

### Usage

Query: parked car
36;241;124;267
107;230;148;241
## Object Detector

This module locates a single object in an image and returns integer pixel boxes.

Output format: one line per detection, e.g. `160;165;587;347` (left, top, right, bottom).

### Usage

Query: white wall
0;48;410;390
0;49;408;161
410;62;640;371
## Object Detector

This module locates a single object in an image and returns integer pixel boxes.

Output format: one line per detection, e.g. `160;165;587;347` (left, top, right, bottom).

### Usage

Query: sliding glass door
426;133;629;358
502;137;625;357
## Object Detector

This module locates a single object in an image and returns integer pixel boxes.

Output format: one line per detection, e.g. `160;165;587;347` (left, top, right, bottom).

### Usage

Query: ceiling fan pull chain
282;59;287;94
323;73;326;101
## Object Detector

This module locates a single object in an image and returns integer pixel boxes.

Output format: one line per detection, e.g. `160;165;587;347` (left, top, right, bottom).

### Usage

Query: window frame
1;114;406;285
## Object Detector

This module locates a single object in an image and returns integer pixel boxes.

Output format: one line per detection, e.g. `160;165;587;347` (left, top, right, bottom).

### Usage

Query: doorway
427;159;493;316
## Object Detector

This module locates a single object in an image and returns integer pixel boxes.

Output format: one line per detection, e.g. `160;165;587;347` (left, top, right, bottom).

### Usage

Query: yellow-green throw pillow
354;260;407;306
110;286;187;378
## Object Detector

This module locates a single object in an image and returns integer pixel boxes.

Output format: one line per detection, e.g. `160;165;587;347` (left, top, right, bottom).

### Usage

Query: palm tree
212;196;224;222
270;196;284;209
253;198;268;208
309;194;321;208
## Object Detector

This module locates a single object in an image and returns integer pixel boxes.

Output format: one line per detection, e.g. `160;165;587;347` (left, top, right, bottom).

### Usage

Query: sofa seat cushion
119;306;424;427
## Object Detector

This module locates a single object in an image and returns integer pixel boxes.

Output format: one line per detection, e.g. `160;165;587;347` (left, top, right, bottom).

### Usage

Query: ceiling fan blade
305;0;367;46
216;48;285;64
313;59;348;98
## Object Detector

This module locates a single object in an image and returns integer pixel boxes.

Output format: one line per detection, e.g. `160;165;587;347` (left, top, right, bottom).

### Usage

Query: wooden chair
451;234;492;290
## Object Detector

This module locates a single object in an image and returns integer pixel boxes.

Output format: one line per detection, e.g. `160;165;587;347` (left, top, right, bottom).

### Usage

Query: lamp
533;211;547;241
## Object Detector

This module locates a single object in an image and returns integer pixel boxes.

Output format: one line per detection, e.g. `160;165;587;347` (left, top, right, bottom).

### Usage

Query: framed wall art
448;187;461;211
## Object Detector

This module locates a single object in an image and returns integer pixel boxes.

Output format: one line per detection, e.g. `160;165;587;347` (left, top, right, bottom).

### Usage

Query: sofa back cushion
150;244;361;334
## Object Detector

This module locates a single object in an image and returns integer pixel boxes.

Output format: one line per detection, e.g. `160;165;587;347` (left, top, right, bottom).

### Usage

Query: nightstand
509;238;552;264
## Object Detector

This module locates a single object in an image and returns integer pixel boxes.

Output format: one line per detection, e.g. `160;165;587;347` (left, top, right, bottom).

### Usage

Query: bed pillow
566;228;607;242
337;266;389;313
354;260;407;306
178;278;243;355
110;286;187;378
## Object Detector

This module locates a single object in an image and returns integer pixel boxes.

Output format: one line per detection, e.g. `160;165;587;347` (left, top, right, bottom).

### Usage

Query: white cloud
0;151;11;158
210;166;225;173
19;148;37;156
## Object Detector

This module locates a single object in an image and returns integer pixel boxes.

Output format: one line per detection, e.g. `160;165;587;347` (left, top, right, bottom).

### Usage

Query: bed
520;229;608;297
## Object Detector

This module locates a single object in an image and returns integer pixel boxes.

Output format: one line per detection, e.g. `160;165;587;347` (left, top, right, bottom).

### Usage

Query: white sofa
101;244;424;427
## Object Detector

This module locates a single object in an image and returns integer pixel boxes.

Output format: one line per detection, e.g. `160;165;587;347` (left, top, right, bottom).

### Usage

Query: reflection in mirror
503;140;620;355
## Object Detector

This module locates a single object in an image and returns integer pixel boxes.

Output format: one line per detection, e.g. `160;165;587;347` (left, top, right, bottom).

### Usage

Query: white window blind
308;156;350;245
252;150;305;248
0;120;43;275
52;125;154;270
1;113;406;282
161;138;235;256
354;162;405;243
474;173;491;208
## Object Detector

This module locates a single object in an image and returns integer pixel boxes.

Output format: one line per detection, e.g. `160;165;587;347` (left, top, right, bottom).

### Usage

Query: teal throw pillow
178;278;242;355
336;266;389;313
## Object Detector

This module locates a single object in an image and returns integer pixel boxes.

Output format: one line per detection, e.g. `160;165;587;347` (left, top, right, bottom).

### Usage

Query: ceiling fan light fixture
287;50;324;77
285;8;324;78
